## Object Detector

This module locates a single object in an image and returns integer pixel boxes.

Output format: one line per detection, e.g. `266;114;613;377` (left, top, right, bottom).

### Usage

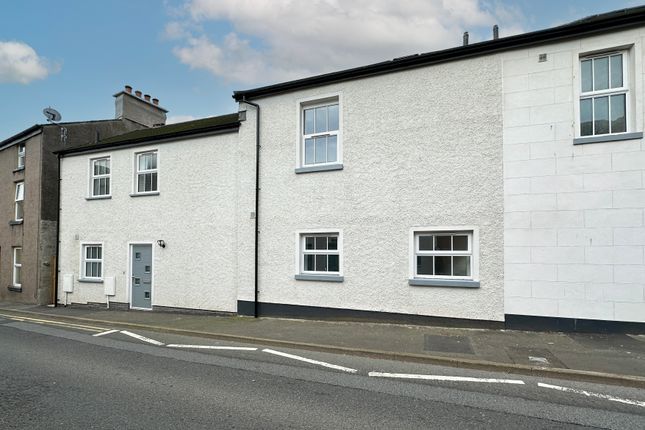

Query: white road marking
166;344;257;351
369;372;526;385
262;348;358;373
538;383;645;408
119;330;165;346
93;329;119;337
0;313;105;332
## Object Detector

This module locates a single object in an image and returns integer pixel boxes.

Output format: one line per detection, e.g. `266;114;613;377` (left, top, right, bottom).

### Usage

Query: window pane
315;254;327;272
151;172;158;191
96;262;102;278
315;107;327;133
304;138;315;165
96;246;102;259
435;236;451;251
16;183;24;200
580;99;593;136
328;254;339;272
328;104;339;131
304;254;315;271
594;96;609;135
304;108;314;134
418;236;433;251
610;54;623;88
15;266;21;284
581;59;592;92
148;153;157;170
315;236;327;250
610;94;626;133
93;179;100;196
453;235;468;251
138;154;147;171
15;201;23;220
593;56;609;91
453;256;471;276
305;237;315;250
417;256;433;275
327;236;337;250
14;248;21;264
435;256;452;275
327;135;337;163
85;262;92;277
315;137;327;163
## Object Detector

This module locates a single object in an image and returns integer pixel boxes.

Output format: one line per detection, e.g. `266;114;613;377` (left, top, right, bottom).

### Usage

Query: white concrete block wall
245;55;505;321
57;132;243;312
503;28;645;323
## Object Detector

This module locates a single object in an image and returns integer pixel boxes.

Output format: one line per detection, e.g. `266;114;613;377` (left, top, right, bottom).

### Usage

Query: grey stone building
0;86;167;305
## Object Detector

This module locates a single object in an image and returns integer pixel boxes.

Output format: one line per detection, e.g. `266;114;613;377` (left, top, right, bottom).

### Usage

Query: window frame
409;227;479;283
14;182;24;221
12;247;22;288
578;49;630;138
133;150;159;195
90;156;111;198
295;229;343;280
17;143;25;169
80;242;104;281
296;93;343;170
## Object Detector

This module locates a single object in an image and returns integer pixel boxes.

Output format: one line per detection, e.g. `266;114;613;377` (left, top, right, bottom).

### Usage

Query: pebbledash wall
502;27;645;324
237;54;506;322
57;132;243;311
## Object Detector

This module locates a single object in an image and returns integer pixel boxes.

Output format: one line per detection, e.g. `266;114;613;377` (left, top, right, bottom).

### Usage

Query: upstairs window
82;244;103;280
14;182;24;221
17;143;25;169
136;151;158;193
302;101;339;166
91;157;111;197
580;52;627;137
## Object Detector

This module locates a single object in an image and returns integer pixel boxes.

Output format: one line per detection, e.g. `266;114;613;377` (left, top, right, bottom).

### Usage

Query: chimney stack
463;32;469;46
493;25;499;40
114;86;167;128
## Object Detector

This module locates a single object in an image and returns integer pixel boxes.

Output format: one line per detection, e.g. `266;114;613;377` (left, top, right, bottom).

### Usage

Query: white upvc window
82;244;103;280
135;151;158;193
413;231;473;279
90;157;111;197
580;51;628;137
299;233;341;275
302;100;339;166
12;247;22;288
14;182;24;221
17;143;25;169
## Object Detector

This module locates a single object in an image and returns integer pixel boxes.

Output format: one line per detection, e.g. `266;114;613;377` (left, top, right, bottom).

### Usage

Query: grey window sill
295;163;343;174
78;278;103;284
130;191;160;197
573;131;643;145
9;220;23;226
295;274;344;282
7;286;22;292
409;278;480;288
13;167;24;173
86;195;111;201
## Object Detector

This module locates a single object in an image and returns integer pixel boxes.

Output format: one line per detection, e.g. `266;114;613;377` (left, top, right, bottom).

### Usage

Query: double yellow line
0;312;109;333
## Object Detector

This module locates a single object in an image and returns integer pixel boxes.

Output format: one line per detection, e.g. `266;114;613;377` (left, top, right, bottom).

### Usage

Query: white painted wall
57;131;243;312
502;28;645;323
243;55;505;321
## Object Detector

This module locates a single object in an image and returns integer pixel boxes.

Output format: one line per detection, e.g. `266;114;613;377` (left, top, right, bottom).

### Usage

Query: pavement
1;302;645;388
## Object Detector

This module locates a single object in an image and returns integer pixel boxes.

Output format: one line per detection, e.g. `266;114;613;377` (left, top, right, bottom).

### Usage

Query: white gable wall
502;28;645;323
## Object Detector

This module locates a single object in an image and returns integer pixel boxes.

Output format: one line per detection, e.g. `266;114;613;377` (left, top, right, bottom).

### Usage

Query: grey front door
131;244;152;309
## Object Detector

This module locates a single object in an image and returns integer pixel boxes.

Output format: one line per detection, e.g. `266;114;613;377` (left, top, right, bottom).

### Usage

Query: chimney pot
144;94;151;102
135;90;142;98
493;25;499;40
463;31;469;46
125;85;132;94
152;98;159;106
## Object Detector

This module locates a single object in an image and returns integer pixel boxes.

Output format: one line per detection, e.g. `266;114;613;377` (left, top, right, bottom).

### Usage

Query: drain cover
423;335;474;354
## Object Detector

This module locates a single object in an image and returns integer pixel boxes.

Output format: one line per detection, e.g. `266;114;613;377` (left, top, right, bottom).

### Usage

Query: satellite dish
43;107;62;122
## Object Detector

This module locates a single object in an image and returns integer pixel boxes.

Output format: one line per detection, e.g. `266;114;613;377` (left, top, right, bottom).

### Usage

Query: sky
0;0;642;138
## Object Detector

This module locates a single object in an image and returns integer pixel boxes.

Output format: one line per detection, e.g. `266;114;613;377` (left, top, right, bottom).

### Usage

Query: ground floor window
300;232;341;275
12;247;21;287
413;230;473;279
82;244;103;280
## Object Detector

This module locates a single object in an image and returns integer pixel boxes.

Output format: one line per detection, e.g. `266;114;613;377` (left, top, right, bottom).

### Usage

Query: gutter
239;98;261;318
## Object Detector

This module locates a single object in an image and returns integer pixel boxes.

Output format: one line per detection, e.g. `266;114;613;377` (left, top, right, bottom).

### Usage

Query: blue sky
0;0;642;138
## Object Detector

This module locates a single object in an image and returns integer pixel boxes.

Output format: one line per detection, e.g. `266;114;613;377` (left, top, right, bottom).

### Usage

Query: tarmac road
0;315;643;429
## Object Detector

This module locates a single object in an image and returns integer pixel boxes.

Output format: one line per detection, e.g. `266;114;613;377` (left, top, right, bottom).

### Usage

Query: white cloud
166;114;198;124
169;0;527;85
0;41;57;84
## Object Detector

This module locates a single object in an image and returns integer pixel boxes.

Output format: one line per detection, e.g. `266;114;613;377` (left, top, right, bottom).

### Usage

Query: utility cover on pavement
423;335;474;354
505;347;567;368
